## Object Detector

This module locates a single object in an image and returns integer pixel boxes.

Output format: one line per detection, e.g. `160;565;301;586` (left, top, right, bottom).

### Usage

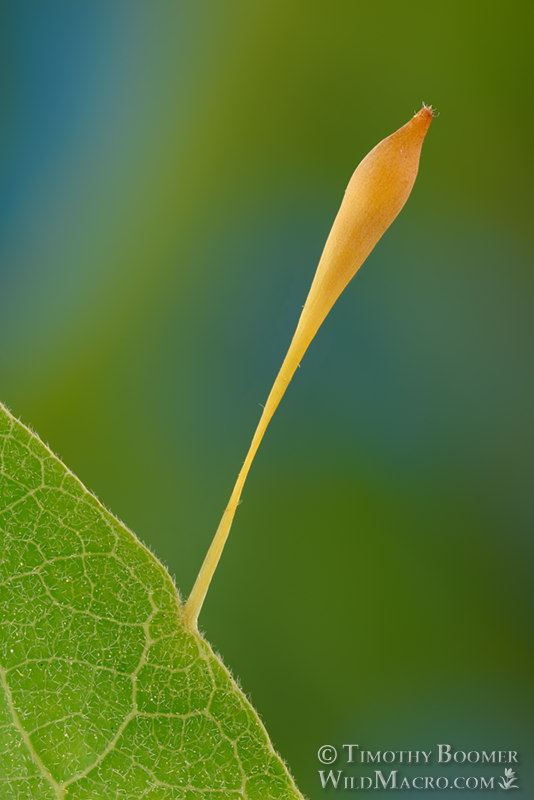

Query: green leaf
0;403;304;800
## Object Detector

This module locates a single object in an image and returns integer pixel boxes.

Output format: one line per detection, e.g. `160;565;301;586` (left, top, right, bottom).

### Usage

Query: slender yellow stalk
184;105;434;631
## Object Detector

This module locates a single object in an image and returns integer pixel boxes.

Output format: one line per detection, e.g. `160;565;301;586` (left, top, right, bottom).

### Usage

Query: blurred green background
1;2;533;797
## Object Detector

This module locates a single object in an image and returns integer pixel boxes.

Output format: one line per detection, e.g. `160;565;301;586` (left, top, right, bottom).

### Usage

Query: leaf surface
0;404;303;800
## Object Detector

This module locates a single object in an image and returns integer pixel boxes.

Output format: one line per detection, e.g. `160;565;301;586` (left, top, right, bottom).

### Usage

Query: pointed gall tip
413;103;435;136
420;103;435;118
